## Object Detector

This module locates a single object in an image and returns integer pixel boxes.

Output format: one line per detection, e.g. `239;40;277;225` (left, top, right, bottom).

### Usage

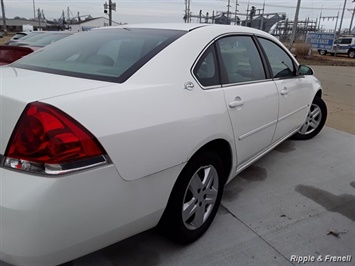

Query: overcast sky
3;0;355;30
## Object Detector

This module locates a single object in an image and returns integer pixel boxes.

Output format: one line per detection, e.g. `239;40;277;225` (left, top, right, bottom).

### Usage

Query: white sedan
0;24;327;266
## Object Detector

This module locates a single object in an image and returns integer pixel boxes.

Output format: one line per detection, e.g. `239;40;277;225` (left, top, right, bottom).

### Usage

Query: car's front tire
291;97;327;140
319;50;327;55
348;49;355;58
159;151;225;244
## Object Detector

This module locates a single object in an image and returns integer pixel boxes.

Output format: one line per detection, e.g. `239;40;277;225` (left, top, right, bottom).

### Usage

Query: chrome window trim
222;78;274;88
191;33;261;90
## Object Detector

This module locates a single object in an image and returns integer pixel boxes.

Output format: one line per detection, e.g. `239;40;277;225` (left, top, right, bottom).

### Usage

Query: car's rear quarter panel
0;162;186;266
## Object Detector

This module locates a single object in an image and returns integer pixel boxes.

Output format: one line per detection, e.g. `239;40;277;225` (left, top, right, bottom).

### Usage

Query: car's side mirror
298;65;313;76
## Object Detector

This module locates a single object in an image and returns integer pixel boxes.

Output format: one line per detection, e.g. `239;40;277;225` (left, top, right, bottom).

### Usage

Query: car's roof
96;23;271;37
99;23;206;31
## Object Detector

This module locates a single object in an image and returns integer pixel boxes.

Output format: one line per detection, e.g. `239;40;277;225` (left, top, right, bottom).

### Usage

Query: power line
221;1;349;11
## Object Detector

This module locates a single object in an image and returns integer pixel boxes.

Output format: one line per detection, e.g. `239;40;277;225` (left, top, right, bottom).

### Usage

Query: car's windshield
13;28;186;82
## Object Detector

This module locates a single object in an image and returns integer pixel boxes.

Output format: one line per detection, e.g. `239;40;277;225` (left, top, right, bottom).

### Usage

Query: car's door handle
229;97;244;108
280;87;289;95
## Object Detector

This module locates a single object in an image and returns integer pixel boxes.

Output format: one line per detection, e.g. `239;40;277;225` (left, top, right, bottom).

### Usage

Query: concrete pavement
65;127;354;266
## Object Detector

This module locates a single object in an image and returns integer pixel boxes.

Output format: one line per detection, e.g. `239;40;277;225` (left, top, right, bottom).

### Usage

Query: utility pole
245;3;249;27
349;6;355;33
234;0;239;25
184;0;191;23
260;2;265;30
334;12;340;33
338;0;347;34
289;0;301;50
108;0;112;25
227;0;231;19
37;8;41;29
1;0;6;35
32;0;36;19
104;0;116;26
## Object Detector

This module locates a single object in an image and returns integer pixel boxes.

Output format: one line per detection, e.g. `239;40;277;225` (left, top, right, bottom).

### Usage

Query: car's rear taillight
3;102;108;175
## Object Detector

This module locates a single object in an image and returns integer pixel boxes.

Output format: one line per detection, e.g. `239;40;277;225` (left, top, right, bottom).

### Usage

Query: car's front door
216;36;279;166
333;38;351;54
257;37;310;142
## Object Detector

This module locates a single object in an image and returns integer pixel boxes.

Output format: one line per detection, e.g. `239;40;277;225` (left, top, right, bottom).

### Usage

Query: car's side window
193;45;220;87
340;38;351;45
258;38;295;79
216;36;266;85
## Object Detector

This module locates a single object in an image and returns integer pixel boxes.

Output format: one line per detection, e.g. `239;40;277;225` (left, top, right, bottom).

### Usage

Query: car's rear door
216;35;279;166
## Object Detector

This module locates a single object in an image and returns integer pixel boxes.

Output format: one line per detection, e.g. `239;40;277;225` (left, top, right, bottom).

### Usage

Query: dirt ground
311;65;355;135
298;53;355;67
298;53;354;135
0;35;11;45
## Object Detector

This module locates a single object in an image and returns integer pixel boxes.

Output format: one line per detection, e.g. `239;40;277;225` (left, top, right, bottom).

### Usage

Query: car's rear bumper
0;163;182;266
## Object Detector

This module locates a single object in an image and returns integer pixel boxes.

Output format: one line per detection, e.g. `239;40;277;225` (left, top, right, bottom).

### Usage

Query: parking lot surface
53;127;353;266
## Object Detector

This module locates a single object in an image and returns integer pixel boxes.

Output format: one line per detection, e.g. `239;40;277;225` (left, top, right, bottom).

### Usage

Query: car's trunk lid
0;66;114;154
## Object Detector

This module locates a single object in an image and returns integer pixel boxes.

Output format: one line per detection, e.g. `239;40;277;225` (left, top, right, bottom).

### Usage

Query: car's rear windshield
22;33;73;47
13;32;47;44
12;33;27;40
13;28;186;83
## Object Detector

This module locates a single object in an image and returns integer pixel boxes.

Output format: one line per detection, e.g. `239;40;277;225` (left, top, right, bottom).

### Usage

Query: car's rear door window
216;36;266;84
193;45;220;87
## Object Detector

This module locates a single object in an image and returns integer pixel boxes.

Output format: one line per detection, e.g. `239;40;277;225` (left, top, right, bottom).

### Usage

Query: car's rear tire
319;50;327;55
348;49;355;58
158;151;225;244
291;97;327;140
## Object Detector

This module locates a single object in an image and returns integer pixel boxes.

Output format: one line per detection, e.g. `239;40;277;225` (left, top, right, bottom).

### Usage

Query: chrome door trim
238;120;278;141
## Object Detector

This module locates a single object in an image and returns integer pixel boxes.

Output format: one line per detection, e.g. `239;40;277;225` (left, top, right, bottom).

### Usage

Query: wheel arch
188;138;233;184
165;137;234;206
158;138;233;242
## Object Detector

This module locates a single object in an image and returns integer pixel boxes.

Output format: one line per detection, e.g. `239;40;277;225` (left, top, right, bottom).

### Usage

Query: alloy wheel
298;103;322;135
182;165;219;230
